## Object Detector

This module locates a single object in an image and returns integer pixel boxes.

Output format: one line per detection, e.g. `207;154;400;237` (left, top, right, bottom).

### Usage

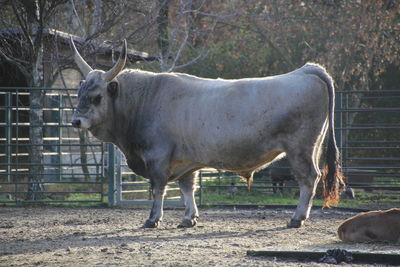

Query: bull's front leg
143;179;167;228
177;172;199;228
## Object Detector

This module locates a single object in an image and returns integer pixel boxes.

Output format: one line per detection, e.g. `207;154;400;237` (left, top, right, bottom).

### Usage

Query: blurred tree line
0;0;398;90
0;0;399;196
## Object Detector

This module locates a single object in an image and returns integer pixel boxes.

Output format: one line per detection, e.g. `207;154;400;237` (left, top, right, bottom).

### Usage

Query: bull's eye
91;94;102;105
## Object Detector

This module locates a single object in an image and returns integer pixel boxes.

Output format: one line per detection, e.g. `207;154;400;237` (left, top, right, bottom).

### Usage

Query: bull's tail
303;63;345;207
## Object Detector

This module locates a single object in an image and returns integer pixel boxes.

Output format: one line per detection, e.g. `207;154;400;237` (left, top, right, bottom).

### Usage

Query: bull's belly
203;149;285;174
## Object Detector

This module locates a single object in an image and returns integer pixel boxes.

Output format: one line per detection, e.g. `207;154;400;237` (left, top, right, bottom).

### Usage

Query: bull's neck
108;103;131;150
104;70;158;155
108;94;141;155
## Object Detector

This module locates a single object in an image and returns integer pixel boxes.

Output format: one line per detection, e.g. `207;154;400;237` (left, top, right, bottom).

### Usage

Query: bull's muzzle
71;119;81;128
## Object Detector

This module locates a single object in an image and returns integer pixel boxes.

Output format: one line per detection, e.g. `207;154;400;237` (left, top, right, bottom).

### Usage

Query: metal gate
111;89;400;207
197;89;400;206
0;88;105;204
1;88;399;207
107;145;183;206
337;90;400;191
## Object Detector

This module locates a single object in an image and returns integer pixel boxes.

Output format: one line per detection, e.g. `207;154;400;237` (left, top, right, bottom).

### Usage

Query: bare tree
155;0;244;72
0;0;69;199
157;0;170;60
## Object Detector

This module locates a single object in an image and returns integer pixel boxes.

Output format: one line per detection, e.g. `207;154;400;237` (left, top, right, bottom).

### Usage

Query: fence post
58;93;62;182
336;91;343;165
115;149;121;203
5;92;11;182
107;143;116;206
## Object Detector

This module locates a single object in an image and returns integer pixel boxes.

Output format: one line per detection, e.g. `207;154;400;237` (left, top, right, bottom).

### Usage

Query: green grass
200;189;323;206
1;177;399;210
337;190;400;210
201;193;300;205
0;182;108;207
199;177;400;210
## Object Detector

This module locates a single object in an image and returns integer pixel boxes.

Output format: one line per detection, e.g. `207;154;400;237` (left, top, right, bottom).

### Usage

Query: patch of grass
199;182;400;210
200;190;326;206
2;176;398;210
0;181;108;207
337;190;400;210
201;193;298;205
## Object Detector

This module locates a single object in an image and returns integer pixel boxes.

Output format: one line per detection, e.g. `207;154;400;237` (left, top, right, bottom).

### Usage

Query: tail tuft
321;162;345;208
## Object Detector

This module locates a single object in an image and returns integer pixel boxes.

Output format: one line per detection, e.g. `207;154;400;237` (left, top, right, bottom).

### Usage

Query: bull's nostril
71;119;81;128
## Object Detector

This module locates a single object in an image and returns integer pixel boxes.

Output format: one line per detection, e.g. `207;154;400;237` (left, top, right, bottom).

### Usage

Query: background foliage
0;0;398;89
0;0;399;205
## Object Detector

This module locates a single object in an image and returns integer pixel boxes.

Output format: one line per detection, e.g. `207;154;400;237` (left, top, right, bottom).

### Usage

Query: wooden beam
247;250;400;265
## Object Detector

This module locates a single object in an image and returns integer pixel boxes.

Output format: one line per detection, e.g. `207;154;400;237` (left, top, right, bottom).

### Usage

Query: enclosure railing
109;145;183;206
0;87;181;206
1;88;399;207
197;89;400;206
0;88;104;204
336;90;400;191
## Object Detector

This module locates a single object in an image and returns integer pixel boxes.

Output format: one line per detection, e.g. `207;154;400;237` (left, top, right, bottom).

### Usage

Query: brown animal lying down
338;208;400;243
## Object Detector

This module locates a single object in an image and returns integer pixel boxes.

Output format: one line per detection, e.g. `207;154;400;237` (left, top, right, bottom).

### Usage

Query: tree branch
0;47;30;78
11;1;34;49
69;0;86;37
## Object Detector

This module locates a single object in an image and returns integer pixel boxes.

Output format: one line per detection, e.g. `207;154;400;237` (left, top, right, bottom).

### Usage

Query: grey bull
70;38;344;228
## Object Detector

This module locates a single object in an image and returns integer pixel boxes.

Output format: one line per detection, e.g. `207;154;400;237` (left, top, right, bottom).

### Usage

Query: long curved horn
69;37;93;77
101;40;127;82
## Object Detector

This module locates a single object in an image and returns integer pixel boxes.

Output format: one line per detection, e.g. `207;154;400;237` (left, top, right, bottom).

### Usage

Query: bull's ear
107;81;118;97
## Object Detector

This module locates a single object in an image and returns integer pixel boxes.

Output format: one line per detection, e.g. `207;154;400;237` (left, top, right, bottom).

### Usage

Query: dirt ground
0;206;399;267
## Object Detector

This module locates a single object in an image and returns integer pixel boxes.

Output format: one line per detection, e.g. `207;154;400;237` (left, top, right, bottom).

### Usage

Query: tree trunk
27;0;45;200
88;0;103;38
157;0;170;71
28;80;45;200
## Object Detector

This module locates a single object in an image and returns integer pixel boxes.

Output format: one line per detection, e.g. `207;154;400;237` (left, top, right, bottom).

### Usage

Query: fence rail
0;88;104;204
1;87;399;207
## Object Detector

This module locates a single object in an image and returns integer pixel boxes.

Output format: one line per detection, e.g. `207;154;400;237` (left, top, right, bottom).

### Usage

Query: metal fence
0;88;104;204
1;87;399;206
197;90;400;205
107;144;185;206
111;89;400;207
337;90;400;191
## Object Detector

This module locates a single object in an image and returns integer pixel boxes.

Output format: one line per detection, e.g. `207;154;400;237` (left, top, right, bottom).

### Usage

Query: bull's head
70;37;127;132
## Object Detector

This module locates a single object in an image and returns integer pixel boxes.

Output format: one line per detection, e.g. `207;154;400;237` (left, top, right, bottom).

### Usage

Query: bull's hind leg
287;151;321;228
178;172;199;228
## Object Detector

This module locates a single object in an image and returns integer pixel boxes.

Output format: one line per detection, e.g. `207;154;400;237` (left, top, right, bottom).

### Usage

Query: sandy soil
0;206;399;267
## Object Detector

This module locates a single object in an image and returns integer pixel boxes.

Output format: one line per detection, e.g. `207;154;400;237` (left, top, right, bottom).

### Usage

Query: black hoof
287;219;304;228
177;218;197;228
142;219;160;228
